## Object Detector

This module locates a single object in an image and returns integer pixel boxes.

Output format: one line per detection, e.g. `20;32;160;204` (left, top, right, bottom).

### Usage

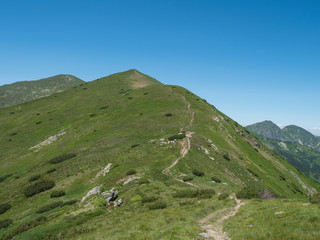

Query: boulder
104;190;118;202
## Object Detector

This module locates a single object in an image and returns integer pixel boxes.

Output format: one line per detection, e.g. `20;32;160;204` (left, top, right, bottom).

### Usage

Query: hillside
0;74;84;108
0;70;319;239
247;121;320;182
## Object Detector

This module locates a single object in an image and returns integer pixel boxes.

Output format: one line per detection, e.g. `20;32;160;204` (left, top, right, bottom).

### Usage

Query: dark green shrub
128;97;133;99
192;169;204;177
223;154;231;161
48;153;76;164
165;113;172;117
309;193;320;204
179;200;194;206
149;201;167;210
99;106;109;109
236;186;261;199
247;168;260;178
218;193;229;200
168;133;186;141
50;190;65;198
89;114;96;117
62;199;78;206
35;121;42;125
36;201;63;213
0;203;11;214
2;219;41;239
131;144;139;148
211;176;221;183
35;216;47;223
291;183;303;195
144;92;148;95
24;180;55;197
47;168;56;173
126;169;137;175
279;174;286;181
0;219;12;229
141;196;157;203
0;174;12;182
173;189;215;198
182;176;193;182
138;178;149;185
197;189;216;199
29;174;41;182
9;132;17;136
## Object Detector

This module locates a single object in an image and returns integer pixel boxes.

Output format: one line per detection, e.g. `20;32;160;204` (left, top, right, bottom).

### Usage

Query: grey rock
104;190;118;202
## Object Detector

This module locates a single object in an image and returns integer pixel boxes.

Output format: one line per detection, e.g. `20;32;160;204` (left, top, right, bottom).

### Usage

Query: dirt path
162;94;197;187
198;197;246;239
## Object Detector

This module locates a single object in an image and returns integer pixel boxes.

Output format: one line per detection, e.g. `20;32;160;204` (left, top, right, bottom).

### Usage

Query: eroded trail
198;197;246;239
162;94;197;187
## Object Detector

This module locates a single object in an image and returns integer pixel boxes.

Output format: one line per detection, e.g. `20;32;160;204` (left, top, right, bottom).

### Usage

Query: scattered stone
95;163;112;178
102;188;118;202
303;203;311;206
201;146;210;155
199;232;209;238
275;211;285;215
114;198;123;207
30;131;66;151
123;177;141;185
81;185;101;203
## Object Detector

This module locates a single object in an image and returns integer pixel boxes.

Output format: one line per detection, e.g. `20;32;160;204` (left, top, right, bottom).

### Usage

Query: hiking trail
198;196;246;239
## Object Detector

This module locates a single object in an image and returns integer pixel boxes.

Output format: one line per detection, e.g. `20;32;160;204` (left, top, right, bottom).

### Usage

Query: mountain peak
246;120;283;140
97;69;162;89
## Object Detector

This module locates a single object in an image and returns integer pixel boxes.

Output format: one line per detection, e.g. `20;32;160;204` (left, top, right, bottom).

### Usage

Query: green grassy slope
0;70;319;239
0;74;84;108
253;136;320;182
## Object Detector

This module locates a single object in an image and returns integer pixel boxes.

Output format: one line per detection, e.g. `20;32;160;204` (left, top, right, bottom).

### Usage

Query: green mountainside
246;120;292;141
282;125;320;151
0;70;319;239
0;75;85;108
247;121;320;182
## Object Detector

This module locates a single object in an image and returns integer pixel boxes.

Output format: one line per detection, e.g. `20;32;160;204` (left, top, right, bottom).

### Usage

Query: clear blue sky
0;0;319;135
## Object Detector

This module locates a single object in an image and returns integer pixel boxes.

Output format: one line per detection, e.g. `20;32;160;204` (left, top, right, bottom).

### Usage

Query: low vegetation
0;203;11;214
36;201;63;213
236;186;261;199
0;219;12;230
182;176;193;182
173;189;215;199
46;168;56;173
168;133;186;141
29;174;41;182
141;196;157;203
309;192;320;204
50;190;66;198
126;169;137;175
0;174;12;182
211;176;221;183
149;201;167;210
24;180;55;197
192;169;204;177
48;153;76;164
218;193;229;200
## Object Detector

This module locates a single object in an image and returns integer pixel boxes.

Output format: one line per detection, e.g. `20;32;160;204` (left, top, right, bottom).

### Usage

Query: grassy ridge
0;69;319;239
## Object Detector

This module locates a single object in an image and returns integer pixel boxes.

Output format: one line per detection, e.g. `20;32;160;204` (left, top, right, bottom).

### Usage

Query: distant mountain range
0;74;84;108
247;120;320;181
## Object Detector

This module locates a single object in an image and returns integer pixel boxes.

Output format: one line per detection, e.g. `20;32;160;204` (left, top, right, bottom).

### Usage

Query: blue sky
0;0;319;135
